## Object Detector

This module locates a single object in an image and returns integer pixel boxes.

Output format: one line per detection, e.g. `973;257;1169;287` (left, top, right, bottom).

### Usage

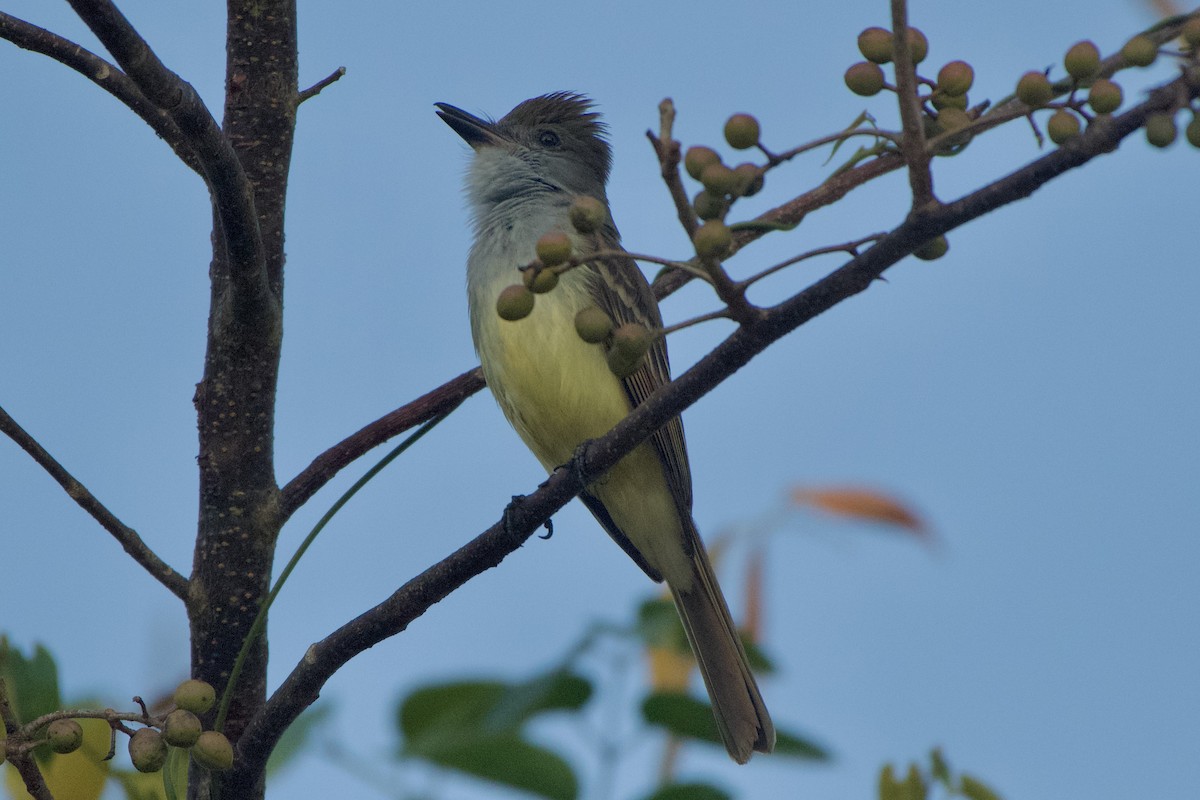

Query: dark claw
538;518;554;540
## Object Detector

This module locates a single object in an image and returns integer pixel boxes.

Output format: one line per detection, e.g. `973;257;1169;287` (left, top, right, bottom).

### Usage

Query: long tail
669;528;775;763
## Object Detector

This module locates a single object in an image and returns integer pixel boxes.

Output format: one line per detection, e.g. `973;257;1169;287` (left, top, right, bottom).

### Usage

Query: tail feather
670;538;775;763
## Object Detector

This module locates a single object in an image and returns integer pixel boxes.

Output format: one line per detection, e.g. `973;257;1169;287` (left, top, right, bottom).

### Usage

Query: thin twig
0;404;188;599
890;0;936;208
740;233;888;289
647;98;699;239
297;66;346;106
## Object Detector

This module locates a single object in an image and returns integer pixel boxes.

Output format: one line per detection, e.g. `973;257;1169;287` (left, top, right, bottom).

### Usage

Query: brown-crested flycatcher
436;92;774;763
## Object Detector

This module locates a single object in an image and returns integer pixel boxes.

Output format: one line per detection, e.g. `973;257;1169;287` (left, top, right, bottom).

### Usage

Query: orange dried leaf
791;486;927;536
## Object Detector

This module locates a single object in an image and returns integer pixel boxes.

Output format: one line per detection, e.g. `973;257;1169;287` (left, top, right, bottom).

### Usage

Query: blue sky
2;1;1197;799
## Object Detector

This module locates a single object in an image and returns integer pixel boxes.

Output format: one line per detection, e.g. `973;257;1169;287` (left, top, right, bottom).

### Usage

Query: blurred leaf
636;598;689;653
111;768;168;800
739;638;775;675
485;671;591;732
773;726;831;761
879;764;901;800
422;732;577;800
903;763;928;800
641;782;732;800
959;773;1003;800
791;486;927;537
163;745;188;800
5;718;111;800
641;692;723;748
0;637;62;725
266;702;332;777
929;747;951;787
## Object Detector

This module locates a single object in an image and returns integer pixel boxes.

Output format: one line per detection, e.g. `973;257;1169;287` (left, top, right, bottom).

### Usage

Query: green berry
535;231;572;267
857;26;893;63
1145;112;1177;148
574;307;614;343
1087;79;1123;114
935;107;971;133
1185;113;1200;149
495;284;534;321
162;709;203;748
1121;35;1158;67
937;61;974;96
931;90;968;111
845;61;886;96
731;163;764;197
129;728;168;773
174;679;216;714
1047;109;1082;144
1064;40;1100;80
47;719;84;754
699;163;738;195
724;113;760;150
1183;18;1200;48
1016;72;1054;107
683;146;721;181
693;220;733;259
904;28;929;64
914;235;949;261
192;730;234;772
568;196;607;234
692;189;726;221
606;324;652;379
523;266;558;294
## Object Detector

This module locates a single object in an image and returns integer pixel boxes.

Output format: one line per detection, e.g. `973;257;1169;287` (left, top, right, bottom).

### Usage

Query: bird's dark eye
538;130;561;147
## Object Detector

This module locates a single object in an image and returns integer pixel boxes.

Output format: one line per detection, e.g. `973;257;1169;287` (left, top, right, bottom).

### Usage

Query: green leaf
485;671;591;732
0;637;62;724
267;702;332;777
636;598;689;654
641;782;732;800
163;746;189;800
641;691;723;748
424;732;577;800
959;773;1003;800
739;638;776;675
772;726;830;761
929;747;951;788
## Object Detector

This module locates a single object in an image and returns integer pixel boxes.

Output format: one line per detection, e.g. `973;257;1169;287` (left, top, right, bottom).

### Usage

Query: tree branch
277;367;485;521
0;404;188;599
889;0;935;208
0;11;202;176
0;679;55;800
232;70;1197;778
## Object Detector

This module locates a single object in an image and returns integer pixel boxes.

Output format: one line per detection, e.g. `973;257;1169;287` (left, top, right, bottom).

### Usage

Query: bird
436;92;774;762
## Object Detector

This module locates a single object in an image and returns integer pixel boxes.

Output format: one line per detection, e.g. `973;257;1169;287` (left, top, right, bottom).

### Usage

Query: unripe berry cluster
127;679;233;774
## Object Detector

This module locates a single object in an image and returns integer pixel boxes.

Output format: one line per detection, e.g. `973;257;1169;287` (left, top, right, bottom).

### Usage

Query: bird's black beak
435;102;505;149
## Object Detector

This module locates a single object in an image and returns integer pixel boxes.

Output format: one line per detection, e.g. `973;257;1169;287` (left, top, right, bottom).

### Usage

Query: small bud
174;679;216;714
1183;18;1200;48
1064;40;1100;80
47;719;84;754
574;307;614;343
724;113;761;150
845;61;886;96
523;267;559;294
1145;112;1177;148
693;220;733;260
606;324;652;379
692;190;726;221
1185;113;1200;149
904;28;929;64
1120;35;1157;67
699;163;739;196
129;728;168;773
1087;79;1122;114
192;730;234;772
495;285;535;321
936;61;974;96
857;27;893;64
569;196;607;234
535;231;572;267
683;146;721;181
162;709;203;748
1047;109;1082;144
731;163;764;197
1016;72;1054;107
914;235;949;261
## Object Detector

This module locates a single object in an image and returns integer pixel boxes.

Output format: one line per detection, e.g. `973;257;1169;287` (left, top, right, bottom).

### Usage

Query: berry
935;107;971;133
606;324;652;379
523;266;558;294
535;231;572;267
1121;35;1157;67
1145;113;1177;148
1185;113;1200;149
495;285;534;321
914;235;949;261
569;196;607;234
46;719;84;754
692;190;726;221
192;730;234;772
693;220;733;259
699;163;738;196
174;679;216;714
1087;79;1122;114
724;114;760;150
574;307;613;343
845;61;886;96
857;27;893;63
904;28;929;64
937;61;974;96
683;146;721;181
162;709;203;748
931;90;968;111
129;728;168;773
731;163;764;197
1047;109;1081;144
1064;41;1100;80
1016;72;1054;107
